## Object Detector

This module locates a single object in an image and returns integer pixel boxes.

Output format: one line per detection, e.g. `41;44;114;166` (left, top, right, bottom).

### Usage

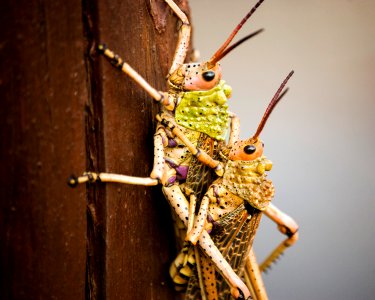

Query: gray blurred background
189;1;375;299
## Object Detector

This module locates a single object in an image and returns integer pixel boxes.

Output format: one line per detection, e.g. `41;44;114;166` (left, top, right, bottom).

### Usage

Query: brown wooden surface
0;0;190;299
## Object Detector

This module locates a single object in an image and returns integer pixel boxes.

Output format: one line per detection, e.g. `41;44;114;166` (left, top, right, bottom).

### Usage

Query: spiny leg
185;183;222;245
244;249;268;300
164;0;191;75
68;172;158;187
199;230;251;300
199;253;219;300
162;185;251;300
260;203;299;272
150;126;168;181
187;193;197;234
185;193;209;245
183;187;197;234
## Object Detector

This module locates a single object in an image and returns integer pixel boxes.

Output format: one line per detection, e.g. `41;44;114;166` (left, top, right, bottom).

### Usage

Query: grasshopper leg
98;45;175;109
244;249;268;300
164;0;191;75
260;203;299;272
181;187;197;234
185;194;209;245
68;172;158;187
228;111;241;147
157;114;224;176
150;127;168;182
198;252;219;299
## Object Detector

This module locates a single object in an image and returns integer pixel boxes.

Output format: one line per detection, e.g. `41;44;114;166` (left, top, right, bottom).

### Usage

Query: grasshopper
163;71;298;299
69;0;297;298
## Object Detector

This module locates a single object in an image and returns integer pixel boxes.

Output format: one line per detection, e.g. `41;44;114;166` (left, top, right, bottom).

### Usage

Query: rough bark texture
0;0;190;299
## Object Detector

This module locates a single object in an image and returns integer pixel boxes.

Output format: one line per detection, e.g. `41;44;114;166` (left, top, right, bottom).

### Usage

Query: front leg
150;125;168;182
164;0;191;75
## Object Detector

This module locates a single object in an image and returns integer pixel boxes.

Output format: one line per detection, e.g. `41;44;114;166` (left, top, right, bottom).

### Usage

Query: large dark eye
244;145;256;154
202;71;215;81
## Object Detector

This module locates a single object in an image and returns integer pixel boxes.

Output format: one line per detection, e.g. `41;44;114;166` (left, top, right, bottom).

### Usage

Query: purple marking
211;221;220;235
205;215;220;235
213;185;221;205
161;135;167;145
165;157;178;168
168;138;178;147
175;165;189;181
164;158;189;182
213;185;219;197
207;214;214;223
167;176;176;185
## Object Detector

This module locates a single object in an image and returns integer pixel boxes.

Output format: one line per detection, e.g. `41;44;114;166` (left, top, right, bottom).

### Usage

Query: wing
212;203;262;299
184;203;262;300
186;134;224;200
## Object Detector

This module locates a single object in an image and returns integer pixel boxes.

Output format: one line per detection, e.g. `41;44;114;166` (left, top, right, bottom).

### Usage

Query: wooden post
0;0;190;298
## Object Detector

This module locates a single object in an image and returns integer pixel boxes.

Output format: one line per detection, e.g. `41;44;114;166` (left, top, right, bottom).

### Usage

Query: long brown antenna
209;0;265;66
252;70;294;139
210;29;264;64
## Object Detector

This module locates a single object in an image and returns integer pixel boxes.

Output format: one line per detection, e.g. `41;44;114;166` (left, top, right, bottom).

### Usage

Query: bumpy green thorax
175;80;232;140
222;156;274;211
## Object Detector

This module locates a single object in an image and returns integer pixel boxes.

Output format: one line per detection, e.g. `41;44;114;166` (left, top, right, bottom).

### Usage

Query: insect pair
69;0;299;299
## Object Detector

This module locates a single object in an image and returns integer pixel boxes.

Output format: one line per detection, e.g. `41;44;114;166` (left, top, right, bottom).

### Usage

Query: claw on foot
67;172;100;187
237;288;253;300
97;43;107;53
238;288;245;299
67;175;78;188
230;279;251;300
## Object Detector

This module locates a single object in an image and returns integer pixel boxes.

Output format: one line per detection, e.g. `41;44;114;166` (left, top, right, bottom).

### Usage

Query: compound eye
202;70;215;81
244;145;256;155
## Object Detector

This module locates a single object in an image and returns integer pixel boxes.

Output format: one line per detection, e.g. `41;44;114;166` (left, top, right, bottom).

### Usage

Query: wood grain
0;0;190;298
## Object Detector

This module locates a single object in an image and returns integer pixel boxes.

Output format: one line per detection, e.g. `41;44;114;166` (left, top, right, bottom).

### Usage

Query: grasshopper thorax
222;156;274;211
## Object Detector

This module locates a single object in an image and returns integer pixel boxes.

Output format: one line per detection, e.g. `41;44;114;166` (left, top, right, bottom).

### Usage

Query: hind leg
260;204;299;272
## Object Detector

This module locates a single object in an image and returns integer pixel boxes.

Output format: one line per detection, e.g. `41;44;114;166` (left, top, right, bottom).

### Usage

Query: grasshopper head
168;1;265;92
183;62;222;90
168;62;222;91
228;70;294;163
